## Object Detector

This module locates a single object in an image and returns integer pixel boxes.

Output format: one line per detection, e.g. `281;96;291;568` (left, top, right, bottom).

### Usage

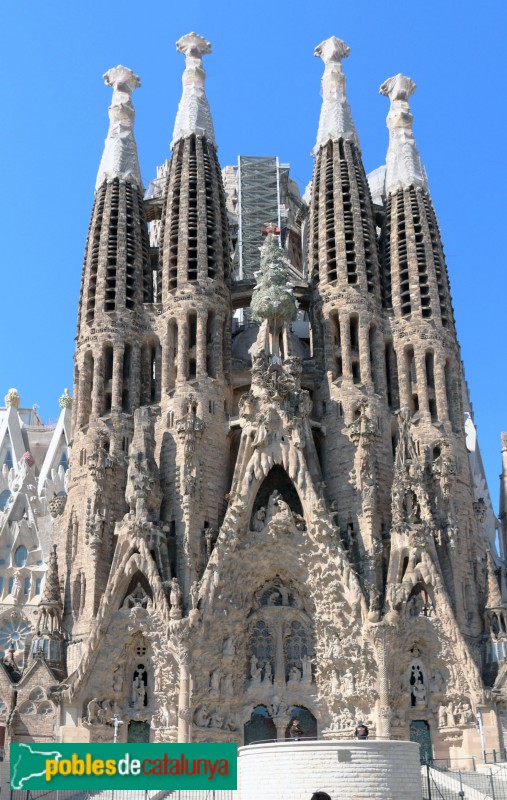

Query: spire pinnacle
171;32;216;149
95;65;143;192
380;73;428;195
314;36;358;152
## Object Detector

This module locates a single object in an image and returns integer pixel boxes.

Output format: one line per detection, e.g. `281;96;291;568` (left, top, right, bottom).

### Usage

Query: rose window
0;619;31;656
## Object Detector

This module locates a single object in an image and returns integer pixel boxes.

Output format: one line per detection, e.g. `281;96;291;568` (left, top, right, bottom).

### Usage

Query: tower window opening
311;151;321;284
325;143;337;282
104;180;120;312
381;195;393;308
165;141;184;294
86;184;106;325
202;139;218;279
349;316;359;351
425;351;435;389
206;311;217;378
187;136;199;281
189;314;197;349
352;361;360;384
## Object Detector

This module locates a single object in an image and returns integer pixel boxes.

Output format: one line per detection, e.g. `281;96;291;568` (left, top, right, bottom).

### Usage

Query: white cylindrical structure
238;740;422;800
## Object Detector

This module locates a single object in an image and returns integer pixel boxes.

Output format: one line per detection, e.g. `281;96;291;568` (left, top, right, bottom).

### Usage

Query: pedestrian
355;721;369;739
311;793;332;800
289;718;304;741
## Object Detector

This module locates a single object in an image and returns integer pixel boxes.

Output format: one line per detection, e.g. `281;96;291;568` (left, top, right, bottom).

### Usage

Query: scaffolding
236;156;286;280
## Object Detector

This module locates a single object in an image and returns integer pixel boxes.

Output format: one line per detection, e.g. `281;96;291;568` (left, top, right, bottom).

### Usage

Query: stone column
91;353;104;417
372;328;387;396
177;319;189;381
339;312;352;380
196;313;207;377
415;351;429;415
434;356;449;424
177;644;191;742
140;344;151;406
396;347;410;410
274;619;285;689
374;624;392;740
130;343;141;411
112;343;125;411
359;316;372;389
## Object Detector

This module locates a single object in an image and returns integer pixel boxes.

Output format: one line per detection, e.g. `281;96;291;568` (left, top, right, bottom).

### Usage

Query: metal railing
10;792;237;800
485;749;507;764
422;762;507;799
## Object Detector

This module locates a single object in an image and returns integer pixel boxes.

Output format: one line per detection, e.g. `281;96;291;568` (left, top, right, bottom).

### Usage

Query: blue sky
0;1;505;503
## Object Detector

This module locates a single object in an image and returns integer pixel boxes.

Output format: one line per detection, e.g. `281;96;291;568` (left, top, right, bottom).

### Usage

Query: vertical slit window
187;136;198;281
325;142;336;282
104;179;120;312
339;140;357;285
202;140;217;279
86;185;106;324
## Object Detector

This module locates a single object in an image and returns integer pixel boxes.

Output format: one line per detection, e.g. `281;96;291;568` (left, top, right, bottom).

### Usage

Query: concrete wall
238;739;422;800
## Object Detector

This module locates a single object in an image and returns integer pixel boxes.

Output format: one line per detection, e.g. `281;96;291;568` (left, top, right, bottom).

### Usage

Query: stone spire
37;545;62;635
485;548;503;609
95;66;143;192
499;433;507;524
171;32;216;149
380;74;428;195
314;36;358;152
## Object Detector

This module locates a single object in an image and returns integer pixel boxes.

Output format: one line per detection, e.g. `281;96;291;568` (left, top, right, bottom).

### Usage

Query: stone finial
485;549;503;609
313;36;358;152
59;388;73;410
380;73;428;195
501;432;507;451
171;32;216;149
5;388;20;408
95;65;143;192
40;546;62;609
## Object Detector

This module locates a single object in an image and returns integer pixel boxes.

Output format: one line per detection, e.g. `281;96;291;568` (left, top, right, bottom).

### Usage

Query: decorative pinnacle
314;36;358;152
95;65;143;192
59;388;72;410
171;32;216;149
380;73;428;195
4;388;20;408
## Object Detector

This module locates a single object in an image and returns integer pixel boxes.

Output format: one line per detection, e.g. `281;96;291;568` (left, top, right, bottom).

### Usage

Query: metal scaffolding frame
237;156;286;280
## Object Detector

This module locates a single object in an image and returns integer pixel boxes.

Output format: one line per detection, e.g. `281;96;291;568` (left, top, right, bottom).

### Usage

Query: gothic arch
250;466;304;529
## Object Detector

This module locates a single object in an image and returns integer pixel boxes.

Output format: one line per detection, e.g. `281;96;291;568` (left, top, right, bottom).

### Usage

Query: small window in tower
189;315;197;349
14;546;27;568
352;361;360;384
189;359;196;379
349;316;358;350
35;578;42;595
0;491;11;512
24;578;30;595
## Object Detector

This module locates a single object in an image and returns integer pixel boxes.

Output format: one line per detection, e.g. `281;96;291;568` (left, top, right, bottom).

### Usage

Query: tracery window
249;620;274;665
247;580;313;688
0;618;31;658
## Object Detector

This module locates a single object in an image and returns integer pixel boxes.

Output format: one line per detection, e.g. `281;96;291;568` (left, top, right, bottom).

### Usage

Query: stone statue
210;669;221;695
250;655;262;684
170;578;182;618
263;661;273;684
190;580;200;610
288;665;301;685
252;507;266;532
130;675;146;709
194;705;210;728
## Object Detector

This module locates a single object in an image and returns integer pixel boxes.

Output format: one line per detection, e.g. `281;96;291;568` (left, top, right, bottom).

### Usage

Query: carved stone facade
1;31;506;776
